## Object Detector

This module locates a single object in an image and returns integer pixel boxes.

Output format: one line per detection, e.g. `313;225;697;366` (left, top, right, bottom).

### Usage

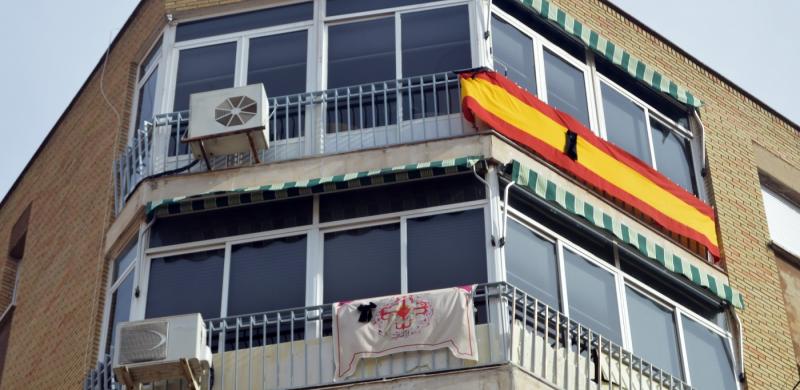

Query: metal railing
112;72;470;215
85;282;691;390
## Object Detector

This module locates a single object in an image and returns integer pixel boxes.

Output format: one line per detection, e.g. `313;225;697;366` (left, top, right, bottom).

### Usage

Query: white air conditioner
185;83;269;164
113;313;212;389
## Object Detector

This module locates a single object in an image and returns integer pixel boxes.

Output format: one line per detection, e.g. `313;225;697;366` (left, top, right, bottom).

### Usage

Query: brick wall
0;0;165;388
553;0;800;388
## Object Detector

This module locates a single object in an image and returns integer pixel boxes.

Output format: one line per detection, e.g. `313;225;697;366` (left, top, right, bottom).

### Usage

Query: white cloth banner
332;286;478;380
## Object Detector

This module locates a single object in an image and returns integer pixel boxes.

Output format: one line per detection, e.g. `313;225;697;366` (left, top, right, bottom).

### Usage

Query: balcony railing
112;71;472;215
85;282;691;390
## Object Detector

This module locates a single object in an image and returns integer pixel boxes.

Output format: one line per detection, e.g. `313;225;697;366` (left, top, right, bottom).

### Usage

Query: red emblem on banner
371;295;433;339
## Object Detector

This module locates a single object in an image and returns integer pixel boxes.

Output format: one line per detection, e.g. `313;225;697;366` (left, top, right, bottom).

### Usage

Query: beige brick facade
0;0;797;389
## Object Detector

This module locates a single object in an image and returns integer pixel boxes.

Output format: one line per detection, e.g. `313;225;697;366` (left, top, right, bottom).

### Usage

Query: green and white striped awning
147;156;483;218
516;0;702;107
507;160;743;309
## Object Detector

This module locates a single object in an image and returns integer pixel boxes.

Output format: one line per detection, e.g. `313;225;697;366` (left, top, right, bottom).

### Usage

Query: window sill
768;241;800;267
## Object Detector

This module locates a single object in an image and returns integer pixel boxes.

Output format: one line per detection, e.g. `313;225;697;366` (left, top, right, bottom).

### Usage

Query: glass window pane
601;83;651;164
228;236;307;316
626;287;683;379
651;119;696;194
176;3;313;42
762;186;800;257
401;6;471;77
324;224;401;303
149;197;313;247
319;174;485;222
543;49;590;127
407;209;487;292
173;43;237;111
146;249;224;320
106;272;134;353
248;31;307;97
139;43;161;79
135;68;158;131
505;219;559;309
683;317;737;390
563;249;622;344
492;16;536;93
327;0;433;16
114;242;137;281
328;18;395;88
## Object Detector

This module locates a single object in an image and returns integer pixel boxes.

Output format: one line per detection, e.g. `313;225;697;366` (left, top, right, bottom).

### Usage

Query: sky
0;0;798;201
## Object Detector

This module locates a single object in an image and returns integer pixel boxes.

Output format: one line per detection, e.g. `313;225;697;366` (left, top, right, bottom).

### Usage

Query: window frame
128;35;166;145
133;179;490;322
503;204;738;388
490;7;600;132
321;0;479;88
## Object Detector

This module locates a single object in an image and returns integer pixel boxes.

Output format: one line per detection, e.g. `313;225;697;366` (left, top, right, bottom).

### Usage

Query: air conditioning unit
113;313;212;389
185;83;269;164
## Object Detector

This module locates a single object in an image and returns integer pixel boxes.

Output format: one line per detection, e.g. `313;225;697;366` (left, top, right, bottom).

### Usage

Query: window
175;2;313;42
134;43;160;133
327;18;395;89
504;219;559;308
104;242;137;354
505;198;738;388
543;49;590;127
491;15;536;93
625;286;683;379
324;224;401;303
248;31;308;98
563;248;622;344
601;83;650;164
146;249;225;320
761;185;800;256
228;236;307;315
600;80;699;194
401;6;471;77
407;209;487;292
173;43;237;112
683;317;738;390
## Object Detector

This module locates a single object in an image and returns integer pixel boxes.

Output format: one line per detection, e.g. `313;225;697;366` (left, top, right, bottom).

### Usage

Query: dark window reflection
401;6;471;77
492;15;536;93
544;49;590;127
228;236;307;316
563;248;622;344
505;219;560;309
683;317;737;390
176;2;313;42
146;249;225;320
651;119;696;194
626;286;683;379
601;83;650;164
328;18;395;89
407;209;487;292
323;224;401;303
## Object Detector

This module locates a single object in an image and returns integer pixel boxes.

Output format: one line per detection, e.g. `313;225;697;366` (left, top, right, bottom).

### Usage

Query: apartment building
0;0;798;389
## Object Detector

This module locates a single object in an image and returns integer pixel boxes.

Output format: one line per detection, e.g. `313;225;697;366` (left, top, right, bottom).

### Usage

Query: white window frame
489;6;600;133
132;182;491;322
127;33;166;145
503;204;738;388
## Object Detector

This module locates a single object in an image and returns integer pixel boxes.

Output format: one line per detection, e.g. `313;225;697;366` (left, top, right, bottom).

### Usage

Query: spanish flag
460;70;719;258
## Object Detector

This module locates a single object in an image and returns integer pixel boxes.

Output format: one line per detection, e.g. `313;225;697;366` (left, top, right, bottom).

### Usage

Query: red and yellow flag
460;70;719;257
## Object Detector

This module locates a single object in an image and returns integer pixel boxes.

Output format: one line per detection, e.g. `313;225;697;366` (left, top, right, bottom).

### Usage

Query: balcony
84;283;691;390
113;71;472;215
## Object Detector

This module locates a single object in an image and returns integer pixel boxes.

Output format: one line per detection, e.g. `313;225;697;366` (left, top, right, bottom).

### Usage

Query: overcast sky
0;0;797;201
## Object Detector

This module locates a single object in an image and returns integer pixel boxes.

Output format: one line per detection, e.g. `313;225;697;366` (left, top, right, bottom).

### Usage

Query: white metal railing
85;282;691;390
112;71;471;215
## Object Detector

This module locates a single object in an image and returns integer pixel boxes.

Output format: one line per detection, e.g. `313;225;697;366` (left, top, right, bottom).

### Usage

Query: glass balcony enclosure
96;173;738;389
115;0;705;215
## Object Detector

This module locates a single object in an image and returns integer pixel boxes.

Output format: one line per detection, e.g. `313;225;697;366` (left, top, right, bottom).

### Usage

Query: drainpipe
500;180;515;247
730;305;747;383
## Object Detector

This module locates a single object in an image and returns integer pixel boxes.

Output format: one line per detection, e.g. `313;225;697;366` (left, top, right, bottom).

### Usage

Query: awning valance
507;159;744;309
515;0;701;107
147;156;483;218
